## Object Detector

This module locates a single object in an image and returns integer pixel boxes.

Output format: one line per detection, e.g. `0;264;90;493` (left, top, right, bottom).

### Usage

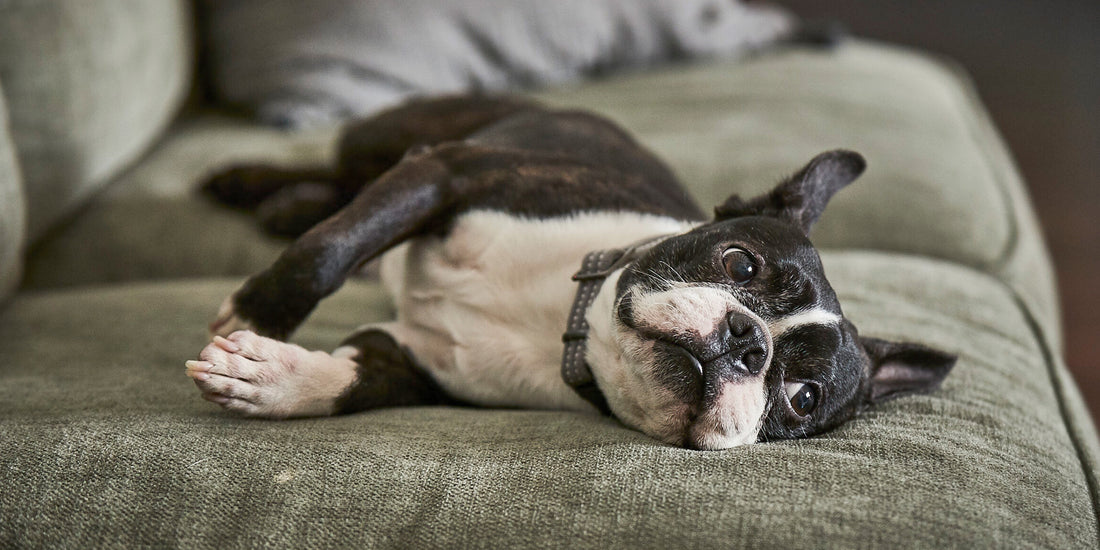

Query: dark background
776;0;1100;417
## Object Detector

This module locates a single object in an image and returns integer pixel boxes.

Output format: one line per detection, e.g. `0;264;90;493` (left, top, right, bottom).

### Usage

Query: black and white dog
187;96;955;450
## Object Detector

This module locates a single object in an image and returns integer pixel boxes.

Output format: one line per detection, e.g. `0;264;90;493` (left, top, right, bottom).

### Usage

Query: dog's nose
721;311;767;376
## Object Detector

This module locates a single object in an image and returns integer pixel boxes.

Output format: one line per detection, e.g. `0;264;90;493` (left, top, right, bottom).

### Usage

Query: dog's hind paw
187;330;357;419
200;164;285;209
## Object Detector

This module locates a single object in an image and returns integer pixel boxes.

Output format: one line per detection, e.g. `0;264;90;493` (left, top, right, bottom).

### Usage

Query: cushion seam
828;247;1099;540
916;50;1097;535
1003;281;1100;543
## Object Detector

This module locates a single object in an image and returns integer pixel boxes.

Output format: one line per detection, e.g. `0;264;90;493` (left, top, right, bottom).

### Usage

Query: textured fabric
0;84;24;302
21;114;339;288
202;0;794;128
1;253;1096;548
0;0;192;242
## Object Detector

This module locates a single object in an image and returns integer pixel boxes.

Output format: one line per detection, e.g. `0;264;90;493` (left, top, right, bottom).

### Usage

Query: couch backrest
0;85;24;302
0;0;194;249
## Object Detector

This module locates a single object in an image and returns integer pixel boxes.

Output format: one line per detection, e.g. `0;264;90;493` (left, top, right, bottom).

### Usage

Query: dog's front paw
209;296;255;339
186;330;357;419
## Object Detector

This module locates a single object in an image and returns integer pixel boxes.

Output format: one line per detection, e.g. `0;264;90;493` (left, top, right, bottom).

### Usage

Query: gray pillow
0;84;24;302
204;0;794;128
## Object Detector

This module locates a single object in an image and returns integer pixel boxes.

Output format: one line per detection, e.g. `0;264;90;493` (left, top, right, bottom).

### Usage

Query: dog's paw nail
186;360;209;370
186;360;212;380
213;335;240;353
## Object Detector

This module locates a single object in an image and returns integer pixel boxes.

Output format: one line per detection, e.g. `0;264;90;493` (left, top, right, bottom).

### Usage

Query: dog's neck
561;237;668;415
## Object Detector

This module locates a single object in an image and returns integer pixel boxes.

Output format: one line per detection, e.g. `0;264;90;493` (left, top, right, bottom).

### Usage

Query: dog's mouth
617;305;706;388
646;338;771;450
668;342;704;378
652;339;707;403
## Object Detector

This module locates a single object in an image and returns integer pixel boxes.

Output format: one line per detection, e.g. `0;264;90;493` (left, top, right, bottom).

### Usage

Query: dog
186;96;955;450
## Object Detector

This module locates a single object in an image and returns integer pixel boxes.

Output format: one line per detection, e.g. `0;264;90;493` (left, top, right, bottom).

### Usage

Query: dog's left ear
861;337;956;403
714;149;866;235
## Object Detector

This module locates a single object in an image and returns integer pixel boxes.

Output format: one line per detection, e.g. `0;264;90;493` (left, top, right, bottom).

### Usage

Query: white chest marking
375;210;697;411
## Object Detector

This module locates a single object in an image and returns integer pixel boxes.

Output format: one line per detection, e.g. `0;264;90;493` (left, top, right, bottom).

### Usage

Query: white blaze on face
768;307;842;339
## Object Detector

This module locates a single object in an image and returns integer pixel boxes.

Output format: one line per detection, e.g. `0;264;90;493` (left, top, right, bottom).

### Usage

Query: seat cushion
1;252;1096;547
21;114;337;289
535;41;1023;275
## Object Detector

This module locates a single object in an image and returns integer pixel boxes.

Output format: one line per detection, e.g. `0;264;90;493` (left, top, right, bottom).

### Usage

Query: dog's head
585;150;955;450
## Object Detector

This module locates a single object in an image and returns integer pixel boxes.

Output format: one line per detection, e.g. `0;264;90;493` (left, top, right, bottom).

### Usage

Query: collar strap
561;236;666;416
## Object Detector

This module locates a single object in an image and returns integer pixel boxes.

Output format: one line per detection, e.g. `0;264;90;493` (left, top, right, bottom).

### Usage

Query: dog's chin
684;376;767;450
604;339;768;451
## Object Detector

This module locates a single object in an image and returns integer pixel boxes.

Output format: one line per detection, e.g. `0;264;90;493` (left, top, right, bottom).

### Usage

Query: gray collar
561;236;667;416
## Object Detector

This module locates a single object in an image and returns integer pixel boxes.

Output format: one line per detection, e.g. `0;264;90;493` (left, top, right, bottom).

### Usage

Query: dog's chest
377;209;694;410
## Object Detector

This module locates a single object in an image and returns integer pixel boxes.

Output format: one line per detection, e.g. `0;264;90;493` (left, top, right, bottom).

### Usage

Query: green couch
2;3;1097;548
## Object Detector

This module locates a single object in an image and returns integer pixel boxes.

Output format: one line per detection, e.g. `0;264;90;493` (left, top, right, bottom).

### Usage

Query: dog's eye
722;248;758;284
785;382;819;417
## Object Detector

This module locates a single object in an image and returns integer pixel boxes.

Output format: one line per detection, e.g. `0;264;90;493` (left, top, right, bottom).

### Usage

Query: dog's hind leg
333;95;539;184
200;164;354;238
201;97;538;238
187;328;450;417
201;164;339;210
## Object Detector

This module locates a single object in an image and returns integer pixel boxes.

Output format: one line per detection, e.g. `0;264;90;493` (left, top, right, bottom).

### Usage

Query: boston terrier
187;96;955;450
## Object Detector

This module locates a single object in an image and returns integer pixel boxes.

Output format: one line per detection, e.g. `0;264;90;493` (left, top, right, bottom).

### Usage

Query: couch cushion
0;84;24;302
202;0;793;128
0;0;192;242
1;252;1096;547
22;114;337;288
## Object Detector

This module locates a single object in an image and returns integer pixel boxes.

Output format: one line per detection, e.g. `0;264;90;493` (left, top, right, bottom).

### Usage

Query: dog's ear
714;149;866;234
861;337;956;403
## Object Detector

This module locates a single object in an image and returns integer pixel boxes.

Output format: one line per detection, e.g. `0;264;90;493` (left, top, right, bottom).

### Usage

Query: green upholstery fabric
0;84;24;301
1;253;1096;548
22;115;336;288
6;37;1097;548
0;0;192;242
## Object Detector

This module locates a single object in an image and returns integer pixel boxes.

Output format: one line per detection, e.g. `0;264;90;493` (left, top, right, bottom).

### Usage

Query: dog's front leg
187;327;450;418
210;156;455;340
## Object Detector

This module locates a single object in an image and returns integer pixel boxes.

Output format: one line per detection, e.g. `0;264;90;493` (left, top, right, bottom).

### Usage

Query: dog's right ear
860;337;957;403
714;150;866;235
